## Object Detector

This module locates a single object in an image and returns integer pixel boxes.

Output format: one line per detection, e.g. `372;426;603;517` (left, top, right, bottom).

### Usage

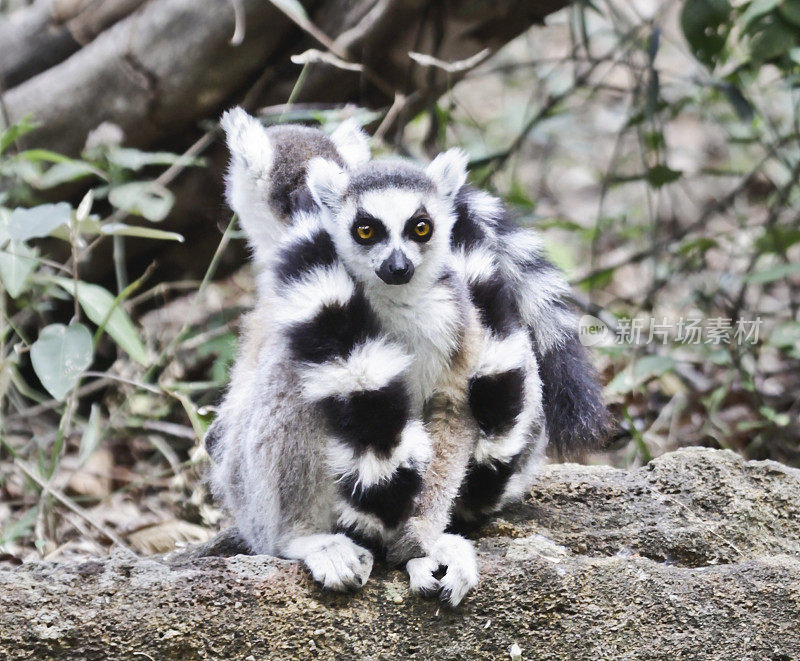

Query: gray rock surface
2;448;799;659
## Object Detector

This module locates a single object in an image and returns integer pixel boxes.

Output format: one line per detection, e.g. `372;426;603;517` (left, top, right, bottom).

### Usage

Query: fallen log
0;0;146;89
3;0;569;156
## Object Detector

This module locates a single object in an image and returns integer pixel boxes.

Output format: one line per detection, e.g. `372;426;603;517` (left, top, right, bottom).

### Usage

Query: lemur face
307;151;468;292
343;186;448;286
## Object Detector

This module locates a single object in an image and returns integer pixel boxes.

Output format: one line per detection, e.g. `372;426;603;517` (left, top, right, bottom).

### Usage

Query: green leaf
646;164;683;188
537;218;586;233
755;226;800;253
740;0;781;31
749;17;798;61
30;322;93;401
0;241;37;298
53;218;184;242
108;181;174;222
76;190;94;222
49;276;148;364
36;160;99;188
768;321;800;348
680;0;732;67
17;148;77;164
7;203;72;241
506;180;535;210
0;506;38;545
577;266;616;291
607;355;677;395
0;157;39;184
100;222;184;242
606;369;638;395
0;208;10;248
707;347;731;365
162;385;206;440
743;262;800;283
107;147;203;172
78;403;104;467
632;355;677;380
759;405;790;427
678;236;718;255
0;116;38;154
779;0;800;26
644;130;666;152
544;241;575;274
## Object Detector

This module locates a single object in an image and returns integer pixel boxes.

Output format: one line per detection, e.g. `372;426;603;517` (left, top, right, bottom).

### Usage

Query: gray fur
219;107;369;269
264;124;345;218
346;160;435;197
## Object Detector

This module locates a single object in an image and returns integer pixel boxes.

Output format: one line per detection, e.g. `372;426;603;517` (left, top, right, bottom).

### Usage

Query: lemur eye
352;213;385;245
412;218;432;240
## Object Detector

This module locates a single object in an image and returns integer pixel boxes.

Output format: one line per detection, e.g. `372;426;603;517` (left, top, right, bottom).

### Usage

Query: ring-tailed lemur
207;108;610;606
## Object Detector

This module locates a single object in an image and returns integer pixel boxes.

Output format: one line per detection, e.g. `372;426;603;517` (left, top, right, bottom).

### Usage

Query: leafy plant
0;117;212;557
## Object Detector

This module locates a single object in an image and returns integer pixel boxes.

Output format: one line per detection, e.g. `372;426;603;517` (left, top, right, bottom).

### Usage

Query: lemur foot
405;533;478;607
285;533;373;591
406;556;440;595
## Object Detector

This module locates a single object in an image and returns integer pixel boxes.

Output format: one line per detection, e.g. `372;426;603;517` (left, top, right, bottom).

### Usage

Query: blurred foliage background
1;0;799;563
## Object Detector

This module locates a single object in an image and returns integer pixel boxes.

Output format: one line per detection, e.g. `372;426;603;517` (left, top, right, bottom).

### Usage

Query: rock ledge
2;448;799;659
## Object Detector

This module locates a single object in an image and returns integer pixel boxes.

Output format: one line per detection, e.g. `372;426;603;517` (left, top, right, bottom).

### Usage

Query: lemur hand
404;534;479;607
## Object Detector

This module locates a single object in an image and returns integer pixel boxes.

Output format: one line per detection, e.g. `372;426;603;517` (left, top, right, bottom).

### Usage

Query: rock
1;448;799;659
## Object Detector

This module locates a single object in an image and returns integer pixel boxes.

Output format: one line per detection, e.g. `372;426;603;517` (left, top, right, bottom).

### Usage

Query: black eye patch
351;211;388;245
404;209;434;243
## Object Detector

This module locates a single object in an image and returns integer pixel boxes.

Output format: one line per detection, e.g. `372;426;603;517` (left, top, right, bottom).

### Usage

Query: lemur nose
378;249;414;285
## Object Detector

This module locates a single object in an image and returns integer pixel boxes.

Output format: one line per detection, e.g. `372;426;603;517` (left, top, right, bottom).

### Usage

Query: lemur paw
301;534;373;591
405;534;479;607
406;556;440;596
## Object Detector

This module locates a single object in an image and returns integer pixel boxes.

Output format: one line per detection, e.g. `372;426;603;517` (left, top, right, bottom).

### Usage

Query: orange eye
413;220;431;238
356;225;374;240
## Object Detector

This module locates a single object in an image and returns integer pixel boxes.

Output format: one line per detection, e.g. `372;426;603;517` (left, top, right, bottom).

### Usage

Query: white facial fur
306;149;468;300
339;188;454;294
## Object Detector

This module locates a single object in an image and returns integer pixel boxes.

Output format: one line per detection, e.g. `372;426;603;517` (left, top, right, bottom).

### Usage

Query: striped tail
451;185;613;458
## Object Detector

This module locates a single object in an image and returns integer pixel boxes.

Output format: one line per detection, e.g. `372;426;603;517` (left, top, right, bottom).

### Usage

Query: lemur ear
307;157;349;213
219;107;277;266
220;107;273;180
426;148;468;199
330;118;370;169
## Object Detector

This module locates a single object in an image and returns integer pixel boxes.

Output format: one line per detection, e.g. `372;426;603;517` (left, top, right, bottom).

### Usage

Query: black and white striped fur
449;185;612;465
447;237;546;526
